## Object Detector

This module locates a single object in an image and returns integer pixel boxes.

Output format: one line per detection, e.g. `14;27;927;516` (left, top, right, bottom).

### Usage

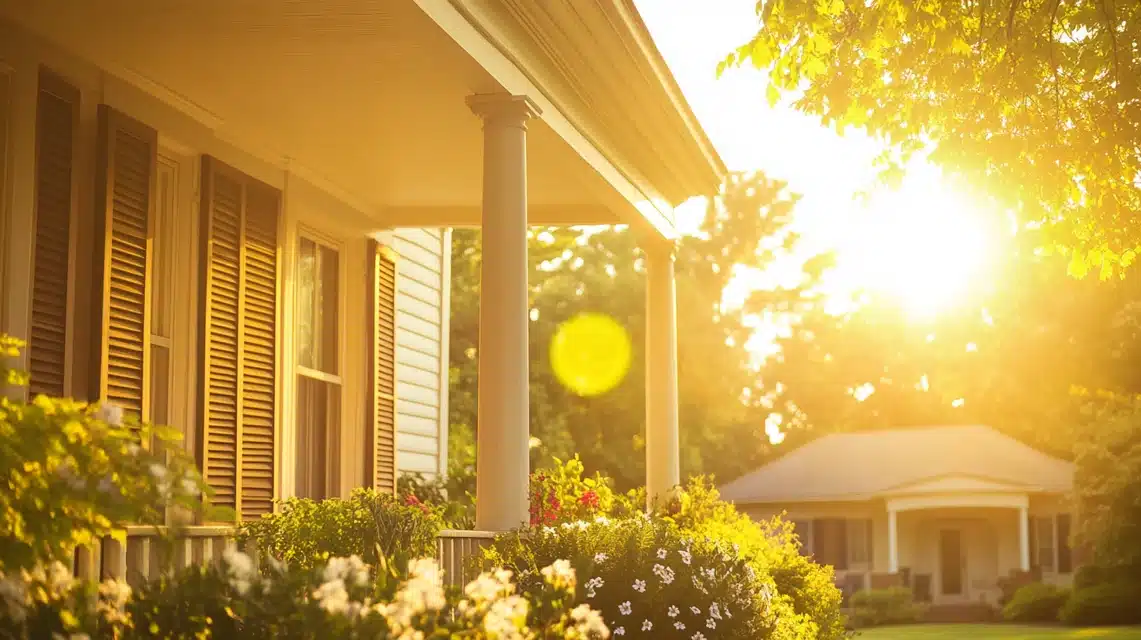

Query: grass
858;625;1141;639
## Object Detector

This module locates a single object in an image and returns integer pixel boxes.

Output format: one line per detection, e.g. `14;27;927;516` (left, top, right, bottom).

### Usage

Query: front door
939;529;964;596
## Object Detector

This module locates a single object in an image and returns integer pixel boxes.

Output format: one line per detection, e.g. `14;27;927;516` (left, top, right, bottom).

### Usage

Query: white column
888;508;899;573
1019;506;1030;571
467;93;540;531
644;240;680;507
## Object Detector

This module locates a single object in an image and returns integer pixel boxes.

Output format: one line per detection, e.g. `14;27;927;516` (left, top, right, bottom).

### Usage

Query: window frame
1033;515;1057;573
846;518;872;568
292;227;345;501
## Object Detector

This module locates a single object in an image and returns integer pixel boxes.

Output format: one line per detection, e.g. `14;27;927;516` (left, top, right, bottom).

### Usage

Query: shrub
236;489;444;571
399;472;475;529
1;552;610;638
1059;581;1141;626
483;515;779;638
656;477;846;639
1002;582;1069;623
528;456;619;526
0;334;208;575
848;587;925;627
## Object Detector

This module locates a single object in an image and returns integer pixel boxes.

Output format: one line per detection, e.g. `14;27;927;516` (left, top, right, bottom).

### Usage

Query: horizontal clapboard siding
390;228;446;478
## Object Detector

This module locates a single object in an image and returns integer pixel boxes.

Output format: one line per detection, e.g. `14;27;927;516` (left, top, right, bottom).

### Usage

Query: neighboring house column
644;239;680;507
888;508;899;573
467;93;540;531
1019;506;1030;571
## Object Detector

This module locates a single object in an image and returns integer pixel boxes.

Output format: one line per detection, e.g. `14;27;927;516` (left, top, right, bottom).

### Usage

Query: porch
0;0;722;533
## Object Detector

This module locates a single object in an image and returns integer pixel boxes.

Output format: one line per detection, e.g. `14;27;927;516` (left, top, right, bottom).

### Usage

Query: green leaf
766;84;781;107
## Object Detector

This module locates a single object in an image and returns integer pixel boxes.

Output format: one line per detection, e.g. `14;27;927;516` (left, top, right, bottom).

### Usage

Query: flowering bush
0;552;610;638
0;334;208;575
482;515;777;639
236;488;445;572
399;471;476;529
528;456;622;526
653;478;845;639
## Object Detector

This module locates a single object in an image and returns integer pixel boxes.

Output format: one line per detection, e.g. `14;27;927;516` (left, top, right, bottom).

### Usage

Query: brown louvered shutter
91;106;157;417
197;156;280;520
28;70;78;397
367;240;397;493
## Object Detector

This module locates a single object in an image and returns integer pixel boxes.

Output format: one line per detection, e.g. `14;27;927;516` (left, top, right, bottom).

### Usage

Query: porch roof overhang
0;0;722;239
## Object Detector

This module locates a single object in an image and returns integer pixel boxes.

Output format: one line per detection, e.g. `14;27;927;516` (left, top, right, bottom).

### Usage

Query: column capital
641;236;678;262
466;93;542;124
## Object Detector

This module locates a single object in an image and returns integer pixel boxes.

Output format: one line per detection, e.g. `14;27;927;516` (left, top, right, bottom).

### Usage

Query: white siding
379;228;451;479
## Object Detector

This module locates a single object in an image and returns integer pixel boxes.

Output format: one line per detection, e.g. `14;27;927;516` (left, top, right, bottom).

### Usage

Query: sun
828;173;995;317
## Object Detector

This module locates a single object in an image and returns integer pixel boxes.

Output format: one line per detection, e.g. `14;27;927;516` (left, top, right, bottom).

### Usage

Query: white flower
179;471;200;497
656;548;667;559
594;515;611;525
632;579;645;593
690;606;701;615
570;603;610;638
707;619;717;629
0;573;28;623
668;605;680;618
642;620;653;631
541;559;576;591
674;621;686;630
97;579;132;624
618;601;632;615
709;602;722;620
593;553;608;563
125;443;141;456
323;555;370;588
614;627;625;636
483;594;529;637
313;578;351;615
149;463;167;480
223;547;255;595
44;561;75;596
652;563;675;584
679;549;692;565
692;633;707;640
465;570;514;603
96;403;124;426
702;567;716;580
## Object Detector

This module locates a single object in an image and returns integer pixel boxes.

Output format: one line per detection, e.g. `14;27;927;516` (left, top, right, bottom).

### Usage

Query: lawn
858;625;1141;639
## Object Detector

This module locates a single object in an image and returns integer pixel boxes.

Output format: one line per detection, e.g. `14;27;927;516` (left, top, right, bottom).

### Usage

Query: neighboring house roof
719;425;1074;504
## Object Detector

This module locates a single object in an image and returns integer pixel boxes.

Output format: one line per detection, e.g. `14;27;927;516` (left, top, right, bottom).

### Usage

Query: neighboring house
720;426;1078;606
0;0;721;539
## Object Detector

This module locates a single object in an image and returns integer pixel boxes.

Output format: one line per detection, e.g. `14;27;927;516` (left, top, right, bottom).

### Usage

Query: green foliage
235;489;444;572
1073;404;1141;571
723;0;1141;274
655;477;846;639
1059;581;1141;626
848;587;926;628
1;552;609;638
0;334;207;575
398;472;475;530
448;171;820;491
1002;582;1069;623
482;515;778;639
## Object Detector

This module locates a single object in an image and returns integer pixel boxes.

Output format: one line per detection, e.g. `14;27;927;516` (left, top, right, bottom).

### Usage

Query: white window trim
0;63;13;332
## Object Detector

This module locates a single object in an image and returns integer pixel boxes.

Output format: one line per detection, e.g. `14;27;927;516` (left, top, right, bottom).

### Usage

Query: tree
762;228;1141;457
722;0;1141;275
447;172;820;490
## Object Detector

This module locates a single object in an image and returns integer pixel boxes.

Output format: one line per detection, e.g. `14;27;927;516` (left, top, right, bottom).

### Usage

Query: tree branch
1006;0;1024;40
1049;0;1063;117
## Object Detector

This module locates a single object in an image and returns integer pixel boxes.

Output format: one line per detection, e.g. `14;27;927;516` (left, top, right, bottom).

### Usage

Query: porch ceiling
0;0;628;226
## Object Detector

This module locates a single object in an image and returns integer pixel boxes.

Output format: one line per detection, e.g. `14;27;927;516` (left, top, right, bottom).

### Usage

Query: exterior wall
0;20;449;494
376;227;452;478
741;496;1078;605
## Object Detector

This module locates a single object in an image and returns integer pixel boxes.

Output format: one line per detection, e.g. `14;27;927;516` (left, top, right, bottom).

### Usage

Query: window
1034;516;1056;572
149;156;178;428
791;520;814;557
294;235;341;500
1057;514;1073;574
846;519;872;567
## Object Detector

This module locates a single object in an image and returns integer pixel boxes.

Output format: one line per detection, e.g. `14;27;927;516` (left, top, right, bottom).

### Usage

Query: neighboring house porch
0;0;722;569
721;426;1079;607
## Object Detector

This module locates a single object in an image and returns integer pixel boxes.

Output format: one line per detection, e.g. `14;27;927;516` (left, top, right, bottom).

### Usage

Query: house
720;426;1078;606
0;0;722;544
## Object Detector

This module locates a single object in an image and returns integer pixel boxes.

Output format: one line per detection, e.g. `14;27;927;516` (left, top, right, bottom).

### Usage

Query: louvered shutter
197;156;280;520
28;70;78;397
91;106;157;417
368;240;397;493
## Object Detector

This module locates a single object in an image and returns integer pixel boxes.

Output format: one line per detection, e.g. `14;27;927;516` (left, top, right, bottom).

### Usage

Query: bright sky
634;0;1000;337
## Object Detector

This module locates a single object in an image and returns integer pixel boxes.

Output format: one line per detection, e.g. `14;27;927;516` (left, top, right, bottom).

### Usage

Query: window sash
295;374;341;500
847;519;871;566
296;236;339;375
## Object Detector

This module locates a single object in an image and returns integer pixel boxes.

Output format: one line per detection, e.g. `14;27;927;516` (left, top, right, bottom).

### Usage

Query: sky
633;0;998;334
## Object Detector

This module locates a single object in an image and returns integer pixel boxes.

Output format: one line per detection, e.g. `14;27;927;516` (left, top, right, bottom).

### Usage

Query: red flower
405;494;422;506
577;490;600;509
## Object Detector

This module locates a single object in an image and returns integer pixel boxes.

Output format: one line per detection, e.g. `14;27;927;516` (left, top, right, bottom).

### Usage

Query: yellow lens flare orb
549;312;632;397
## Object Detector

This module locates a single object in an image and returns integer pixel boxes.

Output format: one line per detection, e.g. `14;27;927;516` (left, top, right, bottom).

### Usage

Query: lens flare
549;312;632;397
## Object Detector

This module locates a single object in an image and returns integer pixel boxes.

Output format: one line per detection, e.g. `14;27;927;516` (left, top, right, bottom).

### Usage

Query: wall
0;19;450;495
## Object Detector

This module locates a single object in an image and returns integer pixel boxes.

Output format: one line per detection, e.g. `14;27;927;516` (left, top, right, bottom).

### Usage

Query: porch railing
70;527;499;588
